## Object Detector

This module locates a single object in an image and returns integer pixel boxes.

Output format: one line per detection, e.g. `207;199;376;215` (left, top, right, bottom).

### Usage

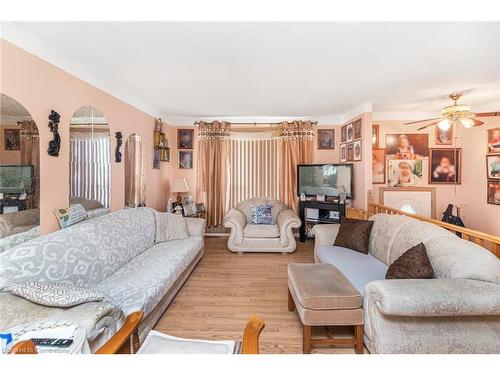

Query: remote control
31;338;73;348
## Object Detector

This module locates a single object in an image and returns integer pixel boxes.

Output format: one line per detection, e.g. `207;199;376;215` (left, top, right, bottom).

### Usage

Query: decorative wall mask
47;110;61;157
115;131;123;162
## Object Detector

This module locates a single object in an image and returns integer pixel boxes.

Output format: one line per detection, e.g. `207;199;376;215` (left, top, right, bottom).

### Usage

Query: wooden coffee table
287;263;364;354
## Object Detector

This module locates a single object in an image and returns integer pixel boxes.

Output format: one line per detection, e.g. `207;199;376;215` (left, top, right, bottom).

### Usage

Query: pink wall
1;39;173;234
373;118;500;236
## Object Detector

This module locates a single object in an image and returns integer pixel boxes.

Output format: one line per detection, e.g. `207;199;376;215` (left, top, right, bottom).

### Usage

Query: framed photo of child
487;180;500;205
429;148;461;184
386;133;429;160
179;150;193;169
353;119;362;140
317;129;335;150
486;155;500;180
435;126;453;145
340;143;347;162
178;129;194;149
341;125;347;143
372;148;386;184
487;127;500;154
387;159;423;187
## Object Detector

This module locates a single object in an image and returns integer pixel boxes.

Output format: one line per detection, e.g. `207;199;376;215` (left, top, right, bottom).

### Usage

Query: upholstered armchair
223;197;301;253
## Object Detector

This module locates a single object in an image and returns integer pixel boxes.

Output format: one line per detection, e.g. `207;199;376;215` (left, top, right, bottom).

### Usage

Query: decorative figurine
115;131;123;162
47;110;61;157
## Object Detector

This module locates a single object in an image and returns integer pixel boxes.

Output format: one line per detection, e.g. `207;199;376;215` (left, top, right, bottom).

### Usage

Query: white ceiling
4;22;500;121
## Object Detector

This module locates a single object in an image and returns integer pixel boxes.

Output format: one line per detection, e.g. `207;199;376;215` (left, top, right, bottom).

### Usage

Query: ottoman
287;263;363;354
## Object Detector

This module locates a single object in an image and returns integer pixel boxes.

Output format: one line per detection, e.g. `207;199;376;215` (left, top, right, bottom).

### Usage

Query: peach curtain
196;121;231;227
279;121;315;212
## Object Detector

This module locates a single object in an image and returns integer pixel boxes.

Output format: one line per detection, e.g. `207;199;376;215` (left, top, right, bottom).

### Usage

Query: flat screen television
297;164;353;199
0;165;34;194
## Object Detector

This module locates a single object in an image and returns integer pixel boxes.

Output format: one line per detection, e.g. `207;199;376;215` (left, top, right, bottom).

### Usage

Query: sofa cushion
0;207;156;290
250;204;273;224
316;245;388;295
423;236;500;284
385;243;434;279
236;197;286;224
244;224;280;238
288;263;361;310
94;236;203;316
334;217;373;254
8;281;115;308
155;212;189;242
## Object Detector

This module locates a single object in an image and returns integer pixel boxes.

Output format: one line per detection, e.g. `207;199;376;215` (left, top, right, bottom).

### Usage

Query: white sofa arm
364;279;500;318
185;218;206;237
223;208;247;247
277;209;301;246
311;224;340;260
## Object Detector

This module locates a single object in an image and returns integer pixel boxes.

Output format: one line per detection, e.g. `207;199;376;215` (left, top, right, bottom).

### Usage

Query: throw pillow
250;204;273;224
8;281;114;307
53;204;87;229
386;242;434;279
333;217;374;254
155;212;189;242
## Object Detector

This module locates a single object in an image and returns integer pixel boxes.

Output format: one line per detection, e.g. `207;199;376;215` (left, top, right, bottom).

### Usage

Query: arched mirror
125;133;145;208
69;106;111;219
0;93;40;249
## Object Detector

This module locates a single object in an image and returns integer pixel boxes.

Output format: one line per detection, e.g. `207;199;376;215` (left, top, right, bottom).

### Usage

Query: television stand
298;200;346;242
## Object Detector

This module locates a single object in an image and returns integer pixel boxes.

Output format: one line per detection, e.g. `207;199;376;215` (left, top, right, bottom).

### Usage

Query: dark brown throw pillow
333;217;374;254
385;243;434;279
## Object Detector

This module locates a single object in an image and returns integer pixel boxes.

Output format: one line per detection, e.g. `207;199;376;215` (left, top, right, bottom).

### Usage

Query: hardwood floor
154;236;362;354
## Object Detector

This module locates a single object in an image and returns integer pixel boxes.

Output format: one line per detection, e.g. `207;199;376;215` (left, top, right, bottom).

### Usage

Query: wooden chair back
9;340;37;354
241;315;265;354
96;311;144;354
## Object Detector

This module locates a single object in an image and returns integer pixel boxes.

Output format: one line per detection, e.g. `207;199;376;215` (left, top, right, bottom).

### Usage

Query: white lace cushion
155;212;189;242
8;281;114;308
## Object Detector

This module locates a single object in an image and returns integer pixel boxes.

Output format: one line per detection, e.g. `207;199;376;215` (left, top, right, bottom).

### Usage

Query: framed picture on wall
429;148;461;184
317;129;335;150
178;129;194;149
346;123;353;142
152;147;161;169
387;159;423;187
372;148;386;184
340;143;347;162
4;128;20;151
486;155;500;180
386;133;429;160
353;119;362;140
435;125;453;145
487;180;500;205
179;150;193;169
487;127;500;154
353;139;362;161
347;142;354;162
341;126;347;143
372;124;379;148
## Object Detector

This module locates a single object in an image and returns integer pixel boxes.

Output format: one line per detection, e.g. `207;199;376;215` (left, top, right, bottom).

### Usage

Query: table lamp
172;178;189;203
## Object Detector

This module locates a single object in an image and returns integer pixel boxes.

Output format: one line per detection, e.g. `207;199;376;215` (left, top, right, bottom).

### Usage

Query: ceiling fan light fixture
461;117;475;128
438;119;451;130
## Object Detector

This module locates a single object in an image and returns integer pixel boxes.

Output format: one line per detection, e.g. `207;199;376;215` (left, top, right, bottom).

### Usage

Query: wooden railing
347;203;500;258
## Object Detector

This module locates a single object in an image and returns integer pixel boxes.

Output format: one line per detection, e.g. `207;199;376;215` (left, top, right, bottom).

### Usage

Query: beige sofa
223;197;301;253
0;207;205;352
312;213;500;354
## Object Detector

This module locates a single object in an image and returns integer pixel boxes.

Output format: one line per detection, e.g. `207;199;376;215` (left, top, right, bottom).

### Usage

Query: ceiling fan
404;92;500;131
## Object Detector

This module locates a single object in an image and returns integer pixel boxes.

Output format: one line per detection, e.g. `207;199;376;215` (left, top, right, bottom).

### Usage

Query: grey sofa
0;207;205;352
223;197;301;253
312;213;500;354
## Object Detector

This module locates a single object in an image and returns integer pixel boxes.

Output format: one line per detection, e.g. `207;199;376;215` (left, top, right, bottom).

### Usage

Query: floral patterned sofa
0;207;205;352
313;213;500;354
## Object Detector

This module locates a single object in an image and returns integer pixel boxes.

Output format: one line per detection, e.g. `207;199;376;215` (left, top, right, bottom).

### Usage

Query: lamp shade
172;178;189;193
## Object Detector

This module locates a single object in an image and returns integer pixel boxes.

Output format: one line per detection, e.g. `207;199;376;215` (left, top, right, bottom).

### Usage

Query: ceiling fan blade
404;118;440;125
475;112;500;117
473;119;484;127
417;121;439;131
